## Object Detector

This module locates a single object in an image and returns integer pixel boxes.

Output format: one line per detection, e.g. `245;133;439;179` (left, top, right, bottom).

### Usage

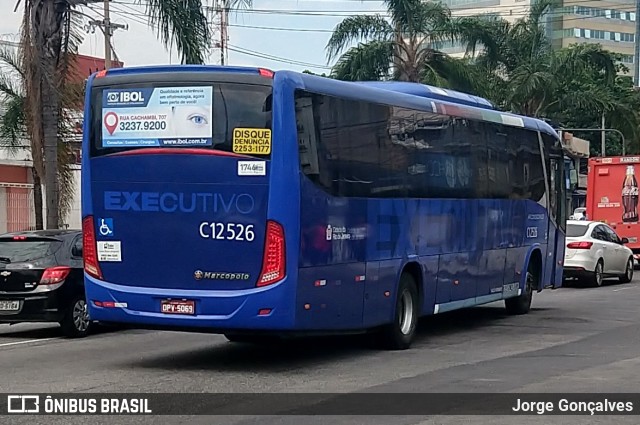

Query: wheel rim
627;260;633;280
399;289;414;335
596;263;603;285
73;299;90;332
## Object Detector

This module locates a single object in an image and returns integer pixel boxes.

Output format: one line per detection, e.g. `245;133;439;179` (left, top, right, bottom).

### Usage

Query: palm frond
326;15;394;61
527;0;559;27
0;47;25;82
0;94;27;154
387;0;449;33
506;63;554;115
139;0;211;64
331;40;394;81
419;53;477;92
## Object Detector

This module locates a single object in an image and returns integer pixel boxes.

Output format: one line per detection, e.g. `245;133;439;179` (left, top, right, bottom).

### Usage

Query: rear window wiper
0;257;11;263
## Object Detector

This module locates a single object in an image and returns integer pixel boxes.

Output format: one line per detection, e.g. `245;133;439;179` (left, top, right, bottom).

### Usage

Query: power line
103;0;639;28
83;2;640;71
227;44;331;69
104;6;638;35
110;0;638;16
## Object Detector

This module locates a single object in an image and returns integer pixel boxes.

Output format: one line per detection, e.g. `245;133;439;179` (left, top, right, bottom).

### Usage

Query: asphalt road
1;275;640;425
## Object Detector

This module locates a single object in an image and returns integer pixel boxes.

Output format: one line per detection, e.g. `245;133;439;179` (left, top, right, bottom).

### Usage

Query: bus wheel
505;267;535;315
381;273;419;350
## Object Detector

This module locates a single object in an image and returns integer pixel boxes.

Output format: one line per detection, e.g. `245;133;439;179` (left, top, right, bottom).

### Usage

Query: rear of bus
83;66;295;331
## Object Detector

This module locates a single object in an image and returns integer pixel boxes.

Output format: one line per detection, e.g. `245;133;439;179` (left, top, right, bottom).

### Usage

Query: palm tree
473;0;619;115
0;45;82;230
325;0;492;89
13;0;251;229
472;0;639;151
0;45;44;230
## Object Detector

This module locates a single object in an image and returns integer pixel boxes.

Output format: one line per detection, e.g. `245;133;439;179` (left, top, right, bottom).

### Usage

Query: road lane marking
0;337;60;348
613;287;634;292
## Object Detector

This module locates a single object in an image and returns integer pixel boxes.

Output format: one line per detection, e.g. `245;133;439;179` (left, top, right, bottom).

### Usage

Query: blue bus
82;66;566;349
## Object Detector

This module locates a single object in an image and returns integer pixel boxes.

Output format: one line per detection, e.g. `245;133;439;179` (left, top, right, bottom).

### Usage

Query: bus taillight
258;68;274;78
82;216;103;279
257;220;286;287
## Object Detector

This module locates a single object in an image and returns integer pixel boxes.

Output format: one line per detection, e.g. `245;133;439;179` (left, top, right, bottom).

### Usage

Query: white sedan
563;220;634;287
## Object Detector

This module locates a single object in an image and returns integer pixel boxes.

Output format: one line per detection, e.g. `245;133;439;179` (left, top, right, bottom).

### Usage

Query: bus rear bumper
84;275;295;331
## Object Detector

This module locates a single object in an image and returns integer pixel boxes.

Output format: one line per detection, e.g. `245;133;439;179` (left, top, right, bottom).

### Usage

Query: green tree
471;0;639;153
13;0;247;229
325;0;492;90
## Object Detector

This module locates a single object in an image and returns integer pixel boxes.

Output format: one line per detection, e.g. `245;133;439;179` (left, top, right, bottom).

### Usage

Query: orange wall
67;54;124;85
0;165;29;184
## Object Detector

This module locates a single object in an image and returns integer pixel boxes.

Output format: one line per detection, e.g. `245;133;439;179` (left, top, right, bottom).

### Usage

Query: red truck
586;156;640;264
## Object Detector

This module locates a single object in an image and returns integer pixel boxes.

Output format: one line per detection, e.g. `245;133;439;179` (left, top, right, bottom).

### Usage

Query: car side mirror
621;237;630;244
72;246;83;257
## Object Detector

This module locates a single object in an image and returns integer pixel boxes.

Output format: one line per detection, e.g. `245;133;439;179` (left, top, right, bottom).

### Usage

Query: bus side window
295;94;320;177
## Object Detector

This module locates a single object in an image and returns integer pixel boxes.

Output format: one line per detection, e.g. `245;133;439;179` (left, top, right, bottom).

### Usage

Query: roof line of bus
93;64;266;76
287;71;558;137
91;65;558;138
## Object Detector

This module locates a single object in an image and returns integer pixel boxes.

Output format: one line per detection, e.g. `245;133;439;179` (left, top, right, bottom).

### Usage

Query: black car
0;229;91;337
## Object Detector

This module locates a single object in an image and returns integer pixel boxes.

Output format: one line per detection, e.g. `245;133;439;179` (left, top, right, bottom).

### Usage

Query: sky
0;0;387;74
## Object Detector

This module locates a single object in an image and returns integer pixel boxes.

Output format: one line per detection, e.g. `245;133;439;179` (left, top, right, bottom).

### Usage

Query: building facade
554;0;636;78
436;0;637;77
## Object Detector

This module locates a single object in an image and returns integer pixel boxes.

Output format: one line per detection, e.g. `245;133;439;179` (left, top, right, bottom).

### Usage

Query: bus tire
505;265;535;315
381;273;419;350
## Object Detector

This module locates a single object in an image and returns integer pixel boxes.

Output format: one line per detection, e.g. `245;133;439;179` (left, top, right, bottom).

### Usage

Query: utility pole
219;0;229;65
103;0;112;69
601;112;606;157
635;0;640;85
205;1;230;66
88;0;128;69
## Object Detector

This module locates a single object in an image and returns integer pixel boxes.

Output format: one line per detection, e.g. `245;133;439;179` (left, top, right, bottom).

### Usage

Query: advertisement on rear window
101;86;213;147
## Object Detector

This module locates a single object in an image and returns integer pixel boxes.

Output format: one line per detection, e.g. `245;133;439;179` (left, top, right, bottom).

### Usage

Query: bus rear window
90;82;272;159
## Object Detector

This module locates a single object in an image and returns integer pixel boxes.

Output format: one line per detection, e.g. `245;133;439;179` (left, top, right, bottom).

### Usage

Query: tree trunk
42;73;60;229
31;168;43;230
28;0;64;230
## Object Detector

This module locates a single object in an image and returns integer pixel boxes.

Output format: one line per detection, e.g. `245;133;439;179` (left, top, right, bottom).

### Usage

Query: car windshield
0;240;61;263
567;224;589;237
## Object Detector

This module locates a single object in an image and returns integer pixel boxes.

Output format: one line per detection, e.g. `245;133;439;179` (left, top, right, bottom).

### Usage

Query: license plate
0;300;20;311
161;300;195;315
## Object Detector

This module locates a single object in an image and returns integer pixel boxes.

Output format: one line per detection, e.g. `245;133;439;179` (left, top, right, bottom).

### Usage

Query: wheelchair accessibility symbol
99;218;114;237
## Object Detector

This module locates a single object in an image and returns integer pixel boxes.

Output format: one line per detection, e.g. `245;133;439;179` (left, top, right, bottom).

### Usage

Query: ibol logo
120;91;145;102
7;395;40;413
107;91;145;104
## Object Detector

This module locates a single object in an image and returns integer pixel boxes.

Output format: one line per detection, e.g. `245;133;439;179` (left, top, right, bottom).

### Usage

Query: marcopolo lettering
103;191;255;214
204;272;250;280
